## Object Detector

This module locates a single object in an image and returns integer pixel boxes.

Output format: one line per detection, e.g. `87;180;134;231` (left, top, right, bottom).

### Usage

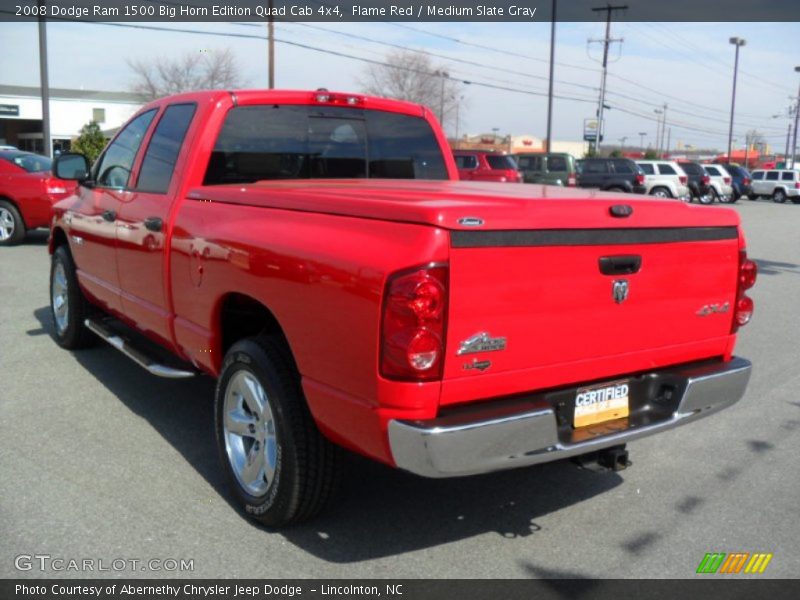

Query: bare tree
127;48;247;101
359;50;465;133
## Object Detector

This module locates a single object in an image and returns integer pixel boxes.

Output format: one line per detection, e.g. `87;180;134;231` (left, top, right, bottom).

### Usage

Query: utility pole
37;0;51;158
743;132;750;168
437;71;449;126
786;121;792;164
665;127;671;156
545;0;557;153
589;4;627;155
267;0;275;88
619;136;627;152
638;131;646;150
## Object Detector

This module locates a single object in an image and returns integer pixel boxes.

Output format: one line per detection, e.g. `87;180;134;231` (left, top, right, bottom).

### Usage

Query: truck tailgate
442;226;740;406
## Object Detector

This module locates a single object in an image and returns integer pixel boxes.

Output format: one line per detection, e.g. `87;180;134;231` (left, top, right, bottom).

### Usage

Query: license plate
574;379;630;428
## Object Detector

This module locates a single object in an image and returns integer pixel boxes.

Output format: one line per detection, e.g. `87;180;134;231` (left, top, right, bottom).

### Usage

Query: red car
0;150;75;245
453;150;522;182
50;90;755;526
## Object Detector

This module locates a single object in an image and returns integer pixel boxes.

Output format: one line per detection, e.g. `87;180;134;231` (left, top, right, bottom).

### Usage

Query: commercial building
0;85;144;155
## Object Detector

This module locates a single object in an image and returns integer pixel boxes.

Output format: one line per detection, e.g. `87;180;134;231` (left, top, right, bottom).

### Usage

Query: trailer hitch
571;444;632;472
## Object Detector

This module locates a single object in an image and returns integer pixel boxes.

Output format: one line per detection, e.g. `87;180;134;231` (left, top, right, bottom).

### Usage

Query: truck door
116;103;197;347
67;109;157;314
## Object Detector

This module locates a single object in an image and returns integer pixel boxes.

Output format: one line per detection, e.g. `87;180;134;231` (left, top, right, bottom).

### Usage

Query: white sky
2;20;799;151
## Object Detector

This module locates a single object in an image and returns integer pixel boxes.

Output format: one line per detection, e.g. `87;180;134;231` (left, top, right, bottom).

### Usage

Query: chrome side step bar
84;318;196;379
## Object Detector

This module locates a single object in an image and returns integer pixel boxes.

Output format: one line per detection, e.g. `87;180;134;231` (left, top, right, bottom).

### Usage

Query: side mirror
53;153;90;182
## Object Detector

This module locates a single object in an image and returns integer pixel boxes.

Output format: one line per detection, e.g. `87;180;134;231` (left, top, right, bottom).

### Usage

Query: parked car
0;144;18;150
749;169;800;203
514;152;577;186
719;164;752;201
0;150;75;245
677;161;713;204
50;89;756;526
701;164;735;203
453;150;521;183
577;158;647;193
635;160;691;200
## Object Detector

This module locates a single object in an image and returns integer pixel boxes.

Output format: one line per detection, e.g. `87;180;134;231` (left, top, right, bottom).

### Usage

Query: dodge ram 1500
50;90;756;526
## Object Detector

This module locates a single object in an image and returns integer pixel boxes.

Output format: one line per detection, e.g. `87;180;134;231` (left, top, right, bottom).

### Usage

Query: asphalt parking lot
1;199;798;579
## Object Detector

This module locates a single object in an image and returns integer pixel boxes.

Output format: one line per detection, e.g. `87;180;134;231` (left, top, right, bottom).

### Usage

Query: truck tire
215;336;340;527
50;245;97;349
0;199;26;246
773;189;787;203
649;186;672;198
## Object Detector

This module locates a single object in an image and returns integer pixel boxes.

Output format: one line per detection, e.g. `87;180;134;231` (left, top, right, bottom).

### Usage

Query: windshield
204;105;448;184
1;152;52;173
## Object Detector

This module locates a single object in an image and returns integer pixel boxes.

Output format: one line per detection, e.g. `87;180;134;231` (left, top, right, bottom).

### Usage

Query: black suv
678;161;712;203
577;158;647;194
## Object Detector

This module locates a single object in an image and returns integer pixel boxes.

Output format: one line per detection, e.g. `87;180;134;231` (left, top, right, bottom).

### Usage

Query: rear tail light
702;175;710;185
635;174;645;186
743;177;751;186
45;177;68;197
795;182;800;189
679;175;688;184
567;174;577;187
381;265;448;381
723;177;731;184
732;250;757;332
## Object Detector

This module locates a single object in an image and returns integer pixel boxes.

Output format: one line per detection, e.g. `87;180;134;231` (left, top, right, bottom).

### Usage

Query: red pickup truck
50;90;756;526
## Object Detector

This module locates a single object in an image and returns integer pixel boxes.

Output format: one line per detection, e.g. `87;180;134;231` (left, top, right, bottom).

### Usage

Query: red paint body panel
49;90;751;467
0;158;74;229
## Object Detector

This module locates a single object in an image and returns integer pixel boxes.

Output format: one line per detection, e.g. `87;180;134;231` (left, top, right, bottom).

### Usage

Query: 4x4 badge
613;279;629;304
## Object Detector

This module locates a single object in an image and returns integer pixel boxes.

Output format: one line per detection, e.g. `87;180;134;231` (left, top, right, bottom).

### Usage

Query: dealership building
0;84;143;155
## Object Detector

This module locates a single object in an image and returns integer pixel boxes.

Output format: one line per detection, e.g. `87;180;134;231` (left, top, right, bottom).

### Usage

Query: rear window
781;171;795;181
638;163;655;175
658;163;677;175
205;105;448;184
752;171;764;180
766;171;780;181
547;156;568;172
612;159;634;174
705;166;721;177
455;155;478;170
486;155;517;170
1;152;52;173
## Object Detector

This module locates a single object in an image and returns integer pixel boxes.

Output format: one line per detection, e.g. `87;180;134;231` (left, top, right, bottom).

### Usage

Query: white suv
635;160;691;200
750;169;800;203
702;164;735;203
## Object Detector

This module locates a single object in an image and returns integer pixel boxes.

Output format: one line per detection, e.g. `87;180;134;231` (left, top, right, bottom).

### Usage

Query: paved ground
1;199;798;579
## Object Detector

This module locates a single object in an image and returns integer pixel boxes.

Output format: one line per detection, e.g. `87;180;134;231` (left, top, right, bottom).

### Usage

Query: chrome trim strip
388;357;752;478
84;318;196;379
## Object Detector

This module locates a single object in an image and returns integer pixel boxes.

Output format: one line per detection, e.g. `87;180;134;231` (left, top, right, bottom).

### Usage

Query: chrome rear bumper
388;357;752;478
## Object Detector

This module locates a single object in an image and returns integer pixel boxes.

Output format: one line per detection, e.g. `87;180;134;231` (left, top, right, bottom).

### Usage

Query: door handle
599;255;642;275
144;217;163;232
101;209;116;222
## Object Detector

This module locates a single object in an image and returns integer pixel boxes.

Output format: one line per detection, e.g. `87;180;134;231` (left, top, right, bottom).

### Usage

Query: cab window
93;110;157;189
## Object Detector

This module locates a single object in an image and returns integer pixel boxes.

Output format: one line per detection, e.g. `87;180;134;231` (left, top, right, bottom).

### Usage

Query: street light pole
727;37;746;164
653;108;663;155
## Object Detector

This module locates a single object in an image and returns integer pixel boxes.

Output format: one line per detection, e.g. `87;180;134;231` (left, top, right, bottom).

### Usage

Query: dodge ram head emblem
457;332;507;355
612;280;629;304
